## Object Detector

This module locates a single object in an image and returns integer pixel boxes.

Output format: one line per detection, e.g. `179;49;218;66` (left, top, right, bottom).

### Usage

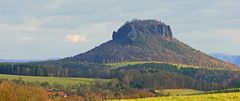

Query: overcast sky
0;0;239;60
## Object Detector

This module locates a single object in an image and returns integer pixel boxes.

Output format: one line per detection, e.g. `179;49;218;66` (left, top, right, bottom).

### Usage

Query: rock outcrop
112;19;172;42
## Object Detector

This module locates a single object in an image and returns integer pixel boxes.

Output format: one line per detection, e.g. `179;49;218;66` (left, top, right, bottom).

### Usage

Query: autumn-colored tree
0;81;48;101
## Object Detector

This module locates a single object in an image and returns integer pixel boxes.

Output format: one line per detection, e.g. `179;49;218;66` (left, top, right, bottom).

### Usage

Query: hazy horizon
0;0;239;60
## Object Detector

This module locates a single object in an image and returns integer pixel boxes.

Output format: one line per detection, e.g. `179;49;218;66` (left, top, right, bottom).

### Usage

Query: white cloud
177;28;240;44
42;0;69;10
19;35;35;42
64;22;120;44
0;15;75;33
175;28;240;55
117;8;169;18
22;16;56;27
202;9;218;16
64;34;87;43
0;16;48;33
0;23;37;32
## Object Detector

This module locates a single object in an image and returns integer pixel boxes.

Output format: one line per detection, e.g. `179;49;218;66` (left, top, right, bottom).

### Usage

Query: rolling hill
63;19;236;69
0;59;37;63
210;53;240;66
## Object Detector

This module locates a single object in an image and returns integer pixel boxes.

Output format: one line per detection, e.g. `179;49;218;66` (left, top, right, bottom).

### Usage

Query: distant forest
0;62;239;91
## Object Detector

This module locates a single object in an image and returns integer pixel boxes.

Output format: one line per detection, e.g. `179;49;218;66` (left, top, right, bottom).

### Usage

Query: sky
0;0;240;60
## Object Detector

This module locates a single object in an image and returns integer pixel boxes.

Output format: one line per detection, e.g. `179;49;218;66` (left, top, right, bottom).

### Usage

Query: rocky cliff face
112;19;172;42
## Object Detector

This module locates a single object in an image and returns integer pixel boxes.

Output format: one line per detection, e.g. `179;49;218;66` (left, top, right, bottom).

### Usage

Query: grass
105;61;155;68
159;89;205;96
0;74;110;87
110;92;240;101
156;89;206;96
105;61;200;69
105;61;234;71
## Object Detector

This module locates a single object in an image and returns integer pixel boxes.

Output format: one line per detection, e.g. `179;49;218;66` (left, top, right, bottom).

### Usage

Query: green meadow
160;89;205;96
0;74;109;87
110;92;240;101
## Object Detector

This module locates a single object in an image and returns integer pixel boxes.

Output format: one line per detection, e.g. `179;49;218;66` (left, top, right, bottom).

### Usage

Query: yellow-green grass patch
0;74;110;87
110;92;240;101
160;89;205;96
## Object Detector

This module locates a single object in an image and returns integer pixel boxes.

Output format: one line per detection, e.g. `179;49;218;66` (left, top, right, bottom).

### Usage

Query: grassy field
0;74;110;87
105;61;233;71
160;89;205;96
106;61;156;68
105;61;200;68
110;92;240;101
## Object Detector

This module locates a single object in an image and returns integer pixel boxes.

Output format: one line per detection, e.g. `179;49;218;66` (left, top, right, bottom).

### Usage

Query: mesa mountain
63;19;236;69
